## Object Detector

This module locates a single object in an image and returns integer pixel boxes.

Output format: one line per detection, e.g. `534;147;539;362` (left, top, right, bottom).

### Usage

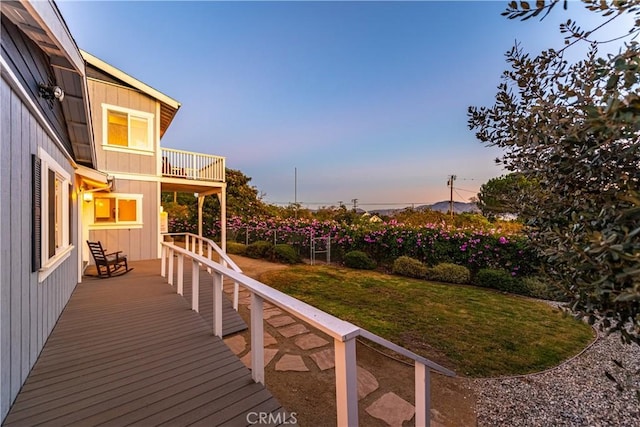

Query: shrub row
244;241;301;264
196;216;541;277
389;256;566;301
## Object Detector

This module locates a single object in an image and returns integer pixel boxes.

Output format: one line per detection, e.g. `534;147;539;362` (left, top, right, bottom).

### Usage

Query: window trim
38;147;73;283
101;103;154;155
89;192;144;230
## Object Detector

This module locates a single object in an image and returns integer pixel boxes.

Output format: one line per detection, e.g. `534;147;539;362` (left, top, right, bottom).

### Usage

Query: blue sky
57;1;633;211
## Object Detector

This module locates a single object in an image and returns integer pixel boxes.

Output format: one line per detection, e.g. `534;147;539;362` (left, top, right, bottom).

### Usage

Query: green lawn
259;265;594;377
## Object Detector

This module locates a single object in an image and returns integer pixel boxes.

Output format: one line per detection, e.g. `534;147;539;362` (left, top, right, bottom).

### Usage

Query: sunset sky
57;1;633;210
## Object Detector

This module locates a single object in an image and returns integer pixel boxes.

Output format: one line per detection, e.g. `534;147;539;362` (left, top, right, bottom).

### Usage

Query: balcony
161;147;225;183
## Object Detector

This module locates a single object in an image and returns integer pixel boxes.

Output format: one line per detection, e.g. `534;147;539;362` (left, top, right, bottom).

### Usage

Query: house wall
87;78;158;176
88;179;159;261
0;76;79;422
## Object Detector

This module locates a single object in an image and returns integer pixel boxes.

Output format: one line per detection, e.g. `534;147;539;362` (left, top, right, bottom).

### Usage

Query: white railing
163;232;243;310
161;147;225;182
159;238;455;426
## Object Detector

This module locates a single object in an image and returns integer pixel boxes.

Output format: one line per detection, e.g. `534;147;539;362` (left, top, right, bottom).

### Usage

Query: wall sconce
83;192;93;203
38;83;65;102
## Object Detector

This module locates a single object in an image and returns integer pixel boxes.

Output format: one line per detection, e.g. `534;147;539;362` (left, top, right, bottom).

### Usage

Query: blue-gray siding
0;75;79;423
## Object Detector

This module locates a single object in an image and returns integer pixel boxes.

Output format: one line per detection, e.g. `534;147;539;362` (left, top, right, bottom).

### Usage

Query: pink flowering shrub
183;215;539;276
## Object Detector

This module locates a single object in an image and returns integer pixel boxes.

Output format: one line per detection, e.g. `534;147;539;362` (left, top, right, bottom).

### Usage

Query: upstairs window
102;104;154;153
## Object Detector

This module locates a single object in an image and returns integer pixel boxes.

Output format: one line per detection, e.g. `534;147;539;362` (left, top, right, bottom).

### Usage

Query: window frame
89;193;144;229
37;147;73;282
101;103;154;155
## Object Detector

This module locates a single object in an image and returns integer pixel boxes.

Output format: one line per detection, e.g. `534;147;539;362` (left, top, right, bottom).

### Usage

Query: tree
468;0;640;344
161;168;270;233
477;173;536;219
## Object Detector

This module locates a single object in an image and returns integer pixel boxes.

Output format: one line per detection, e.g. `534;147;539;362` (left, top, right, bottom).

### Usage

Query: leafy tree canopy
477;173;537;219
469;0;640;344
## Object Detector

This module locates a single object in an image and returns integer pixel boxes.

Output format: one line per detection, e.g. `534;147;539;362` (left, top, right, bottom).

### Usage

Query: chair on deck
87;241;133;278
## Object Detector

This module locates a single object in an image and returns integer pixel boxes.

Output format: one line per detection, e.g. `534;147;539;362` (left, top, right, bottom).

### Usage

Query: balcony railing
161;147;225;182
160;233;456;427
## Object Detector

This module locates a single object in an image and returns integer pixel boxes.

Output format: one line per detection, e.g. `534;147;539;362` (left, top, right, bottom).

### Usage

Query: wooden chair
87;241;132;278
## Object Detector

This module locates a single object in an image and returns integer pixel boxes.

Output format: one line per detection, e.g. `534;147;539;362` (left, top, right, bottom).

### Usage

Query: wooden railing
160;235;455;426
161;147;225;182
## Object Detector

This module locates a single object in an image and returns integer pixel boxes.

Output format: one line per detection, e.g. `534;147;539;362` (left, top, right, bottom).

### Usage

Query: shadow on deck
3;260;292;426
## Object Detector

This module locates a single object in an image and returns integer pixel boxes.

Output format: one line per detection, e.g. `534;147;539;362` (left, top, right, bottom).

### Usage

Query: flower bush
173;214;540;276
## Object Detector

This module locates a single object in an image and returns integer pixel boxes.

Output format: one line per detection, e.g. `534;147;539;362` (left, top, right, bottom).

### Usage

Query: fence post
334;337;358;426
213;272;223;337
415;362;431;427
327;236;331;264
177;253;184;295
251;293;265;384
191;258;199;312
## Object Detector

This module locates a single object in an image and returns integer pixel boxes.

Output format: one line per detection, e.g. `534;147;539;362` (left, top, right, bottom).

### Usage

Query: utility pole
351;198;358;212
447;175;456;219
294;167;297;219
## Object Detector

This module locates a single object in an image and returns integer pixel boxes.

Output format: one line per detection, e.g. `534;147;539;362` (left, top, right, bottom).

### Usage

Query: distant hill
369;201;479;216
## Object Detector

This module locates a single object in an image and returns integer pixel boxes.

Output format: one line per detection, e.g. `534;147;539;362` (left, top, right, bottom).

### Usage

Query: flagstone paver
223;334;246;355
309;348;335;371
365;392;415;427
275;354;309;372
241;348;279;369
263;331;278;347
294;333;330;350
277;323;309;338
266;315;296;328
357;366;379;399
263;308;283;319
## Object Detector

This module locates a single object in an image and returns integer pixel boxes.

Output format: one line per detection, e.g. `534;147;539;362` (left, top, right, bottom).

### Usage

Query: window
91;193;143;228
102;104;154;153
33;148;73;280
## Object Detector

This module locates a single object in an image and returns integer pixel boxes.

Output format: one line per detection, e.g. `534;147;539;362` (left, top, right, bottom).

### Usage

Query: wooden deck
3;260;292;426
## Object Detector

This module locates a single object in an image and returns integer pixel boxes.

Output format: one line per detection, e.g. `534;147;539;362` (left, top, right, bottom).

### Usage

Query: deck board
3;260;288;426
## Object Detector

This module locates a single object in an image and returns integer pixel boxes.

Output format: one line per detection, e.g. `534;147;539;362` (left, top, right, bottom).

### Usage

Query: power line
453;187;478;193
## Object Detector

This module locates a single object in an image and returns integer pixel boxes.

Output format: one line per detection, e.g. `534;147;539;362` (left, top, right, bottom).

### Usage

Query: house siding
89;179;159;261
87;78;158;176
0;77;78;422
0;15;72;158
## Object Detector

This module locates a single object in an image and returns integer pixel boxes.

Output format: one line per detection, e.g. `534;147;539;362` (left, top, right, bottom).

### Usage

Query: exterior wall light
38;83;65;102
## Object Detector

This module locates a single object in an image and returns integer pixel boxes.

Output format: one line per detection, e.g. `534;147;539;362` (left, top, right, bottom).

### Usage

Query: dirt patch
228;255;477;426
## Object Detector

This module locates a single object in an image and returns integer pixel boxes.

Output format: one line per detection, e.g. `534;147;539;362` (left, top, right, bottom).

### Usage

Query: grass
259;265;594;377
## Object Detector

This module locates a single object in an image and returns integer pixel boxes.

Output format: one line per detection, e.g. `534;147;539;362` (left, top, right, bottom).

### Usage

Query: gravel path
473;329;640;426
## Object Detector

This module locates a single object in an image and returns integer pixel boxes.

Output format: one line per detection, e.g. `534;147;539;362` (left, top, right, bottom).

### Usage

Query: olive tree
468;0;640;345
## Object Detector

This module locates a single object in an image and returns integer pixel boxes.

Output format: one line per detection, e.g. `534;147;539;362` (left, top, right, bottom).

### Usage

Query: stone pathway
222;286;427;426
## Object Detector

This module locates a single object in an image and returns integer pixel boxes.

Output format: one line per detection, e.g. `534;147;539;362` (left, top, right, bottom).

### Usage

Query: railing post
415;362;431;427
233;282;239;311
177;253;184;296
213;272;223;338
185;235;189;252
191;235;196;253
160;245;167;277
250;293;265;384
192;258;199;312
334;337;358;426
207;244;212;274
168;247;174;286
